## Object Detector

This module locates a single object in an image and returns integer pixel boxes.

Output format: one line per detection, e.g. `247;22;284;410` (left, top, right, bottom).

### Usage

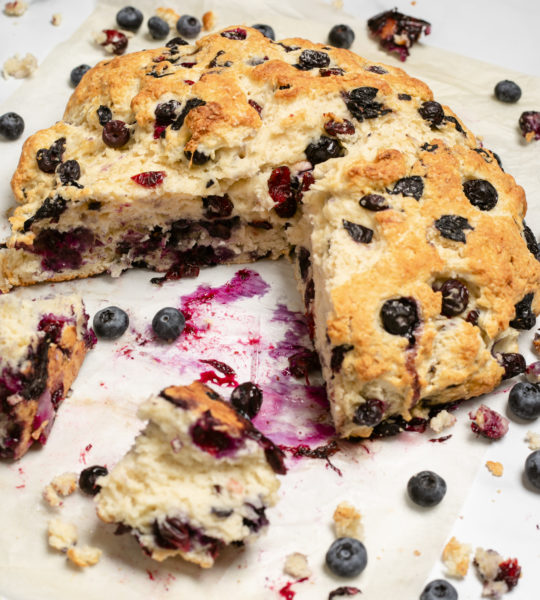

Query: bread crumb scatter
429;409;457;433
333;501;364;540
202;11;216;31
48;518;77;551
442;536;472;578
486;460;504;477
4;1;27;16
67;545;102;567
2;53;37;79
284;552;311;579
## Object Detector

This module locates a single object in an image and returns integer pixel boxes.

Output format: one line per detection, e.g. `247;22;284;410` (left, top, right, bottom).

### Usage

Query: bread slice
95;381;286;567
2;27;539;438
0;293;94;459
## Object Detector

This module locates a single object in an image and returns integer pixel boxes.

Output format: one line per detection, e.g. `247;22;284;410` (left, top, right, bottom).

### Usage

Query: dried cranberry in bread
0;293;94;459
2;27;539;438
95;381;285;567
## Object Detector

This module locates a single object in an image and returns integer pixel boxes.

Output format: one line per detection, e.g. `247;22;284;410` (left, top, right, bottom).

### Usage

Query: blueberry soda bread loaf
95;381;285;567
2;27;540;437
0;293;94;459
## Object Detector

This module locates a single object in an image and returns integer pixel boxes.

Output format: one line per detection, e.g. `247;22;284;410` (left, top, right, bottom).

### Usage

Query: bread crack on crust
2;27;539;438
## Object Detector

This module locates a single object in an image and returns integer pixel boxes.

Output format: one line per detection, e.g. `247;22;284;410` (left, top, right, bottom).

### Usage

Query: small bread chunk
485;461;504;477
202;11;216;30
51;13;62;26
442;536;472;578
429;410;457;433
48;518;77;551
96;382;286;568
284;552;311;579
43;472;78;507
156;7;180;28
474;547;522;597
2;53;37;78
67;545;102;567
333;501;363;540
4;1;27;16
525;430;540;451
0;293;94;460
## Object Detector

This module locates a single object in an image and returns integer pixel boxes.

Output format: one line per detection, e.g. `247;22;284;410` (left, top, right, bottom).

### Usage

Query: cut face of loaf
0;293;94;459
95;381;286;567
3;27;540;437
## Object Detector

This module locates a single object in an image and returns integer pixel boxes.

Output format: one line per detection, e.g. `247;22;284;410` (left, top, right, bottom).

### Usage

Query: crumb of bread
202;11;216;31
43;472;78;507
332;0;344;9
442;536;472;578
525;430;540;451
333;501;363;540
414;549;421;556
533;333;540;354
52;472;78;496
486;461;504;477
156;7;180;28
67;545;102;567
2;53;37;79
4;1;27;16
284;552;311;579
43;485;62;507
474;547;521;597
51;13;62;26
48;518;77;551
430;410;457;433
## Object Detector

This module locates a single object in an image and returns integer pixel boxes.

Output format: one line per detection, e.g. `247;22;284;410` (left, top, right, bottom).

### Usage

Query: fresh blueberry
328;24;355;49
93;306;129;340
148;16;170;40
407;470;447;507
79;465;108;495
508;382;540;420
152;307;185;342
116;6;143;32
70;64;91;87
525;450;540;489
176;15;201;39
230;382;263;419
0;112;24;140
251;23;275;40
420;579;458;600
494;80;521;103
325;537;368;577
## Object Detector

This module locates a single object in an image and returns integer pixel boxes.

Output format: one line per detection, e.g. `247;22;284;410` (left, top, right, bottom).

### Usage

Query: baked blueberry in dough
2;26;539;438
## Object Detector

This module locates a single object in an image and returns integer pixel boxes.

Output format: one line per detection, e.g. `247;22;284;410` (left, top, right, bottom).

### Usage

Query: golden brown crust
2;26;539;438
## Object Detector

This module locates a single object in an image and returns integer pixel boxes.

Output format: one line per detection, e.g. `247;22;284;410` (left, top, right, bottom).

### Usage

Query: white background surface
1;1;540;599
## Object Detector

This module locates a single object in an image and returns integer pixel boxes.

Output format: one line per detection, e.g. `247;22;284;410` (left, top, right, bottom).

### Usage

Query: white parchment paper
0;1;539;599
